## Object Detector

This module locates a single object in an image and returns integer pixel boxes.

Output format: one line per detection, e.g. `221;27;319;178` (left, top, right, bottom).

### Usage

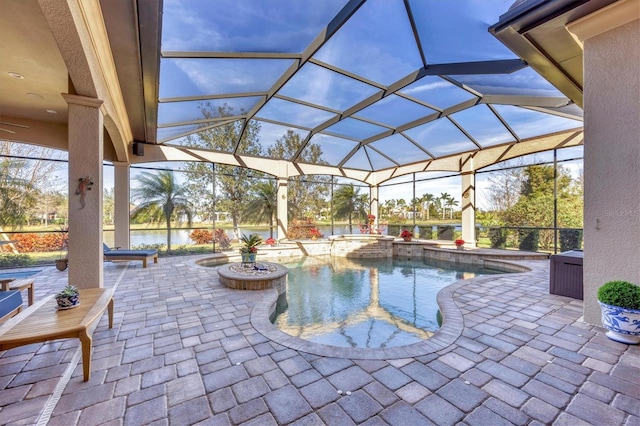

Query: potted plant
55;284;80;309
597;280;640;344
455;239;465;250
240;234;262;264
400;229;413;242
309;228;322;240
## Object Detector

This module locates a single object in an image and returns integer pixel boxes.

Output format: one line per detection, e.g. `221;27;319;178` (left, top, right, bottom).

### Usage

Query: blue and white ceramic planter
598;301;640;344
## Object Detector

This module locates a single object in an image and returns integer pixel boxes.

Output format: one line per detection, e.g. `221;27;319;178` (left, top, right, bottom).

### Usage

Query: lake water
103;224;461;248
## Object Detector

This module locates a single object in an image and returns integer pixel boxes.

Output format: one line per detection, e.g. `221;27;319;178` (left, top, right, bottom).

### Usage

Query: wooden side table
0;288;114;381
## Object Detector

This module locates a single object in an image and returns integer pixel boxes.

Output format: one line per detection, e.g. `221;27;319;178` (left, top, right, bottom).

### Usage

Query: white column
63;94;104;289
113;162;130;249
370;185;379;227
461;172;476;247
276;178;288;240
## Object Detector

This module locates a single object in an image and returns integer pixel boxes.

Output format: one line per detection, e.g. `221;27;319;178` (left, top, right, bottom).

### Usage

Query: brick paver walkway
0;255;638;425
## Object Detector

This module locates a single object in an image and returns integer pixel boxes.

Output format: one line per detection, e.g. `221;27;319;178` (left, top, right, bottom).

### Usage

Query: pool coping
249;258;537;359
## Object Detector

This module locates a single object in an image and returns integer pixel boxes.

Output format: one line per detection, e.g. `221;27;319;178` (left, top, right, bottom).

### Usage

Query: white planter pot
598;301;640;344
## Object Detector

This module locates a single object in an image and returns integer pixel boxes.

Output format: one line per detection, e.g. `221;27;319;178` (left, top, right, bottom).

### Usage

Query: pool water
272;256;504;349
0;270;41;280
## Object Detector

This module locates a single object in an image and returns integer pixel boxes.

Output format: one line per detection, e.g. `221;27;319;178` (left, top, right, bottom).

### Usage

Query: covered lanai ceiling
151;0;583;182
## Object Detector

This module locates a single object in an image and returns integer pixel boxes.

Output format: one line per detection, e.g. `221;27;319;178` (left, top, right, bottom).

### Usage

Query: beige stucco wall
583;18;640;324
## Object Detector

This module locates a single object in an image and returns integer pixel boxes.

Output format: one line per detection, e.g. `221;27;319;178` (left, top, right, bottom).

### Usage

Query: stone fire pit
217;262;287;294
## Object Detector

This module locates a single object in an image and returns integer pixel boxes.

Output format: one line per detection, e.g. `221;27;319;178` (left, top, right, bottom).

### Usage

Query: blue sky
156;0;583;173
10;0;586;216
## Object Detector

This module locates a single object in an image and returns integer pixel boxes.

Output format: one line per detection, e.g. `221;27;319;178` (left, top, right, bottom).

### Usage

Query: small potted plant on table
55;285;80;309
598;280;640;344
455;239;465;250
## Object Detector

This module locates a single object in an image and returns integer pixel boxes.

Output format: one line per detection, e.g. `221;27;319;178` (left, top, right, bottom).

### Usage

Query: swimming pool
0;269;41;280
271;256;505;349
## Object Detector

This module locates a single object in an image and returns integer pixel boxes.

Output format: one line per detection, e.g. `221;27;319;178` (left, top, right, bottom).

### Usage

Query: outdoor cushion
103;244;158;257
104;249;158;257
103;244;159;268
0;290;22;320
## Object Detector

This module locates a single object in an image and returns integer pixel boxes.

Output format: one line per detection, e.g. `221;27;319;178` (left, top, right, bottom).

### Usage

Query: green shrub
598;281;640;309
437;226;454;240
518;228;539;252
489;227;506;248
132;243;165;254
0;254;35;267
559;229;583;252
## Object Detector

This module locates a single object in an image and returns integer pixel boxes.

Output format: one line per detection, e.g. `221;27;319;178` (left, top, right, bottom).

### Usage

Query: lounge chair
103;244;158;268
0;290;22;323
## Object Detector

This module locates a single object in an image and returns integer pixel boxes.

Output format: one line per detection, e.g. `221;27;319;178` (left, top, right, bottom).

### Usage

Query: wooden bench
1;278;35;306
0;288;114;381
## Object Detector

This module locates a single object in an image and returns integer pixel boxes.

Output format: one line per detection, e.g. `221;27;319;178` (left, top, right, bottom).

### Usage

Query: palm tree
244;180;277;238
410;197;421;218
131;170;193;251
422;193;434;220
382;199;396;218
439;192;451;220
333;184;368;233
447;197;459;219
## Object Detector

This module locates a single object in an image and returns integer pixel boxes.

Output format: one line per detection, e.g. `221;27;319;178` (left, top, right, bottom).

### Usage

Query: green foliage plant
131;170;193;251
333;183;368;234
0;254;35;267
132;243;165;253
240;234;262;254
559;229;583;252
56;284;79;298
598;281;640;310
437;225;454;240
518;228;539;252
488;227;507;248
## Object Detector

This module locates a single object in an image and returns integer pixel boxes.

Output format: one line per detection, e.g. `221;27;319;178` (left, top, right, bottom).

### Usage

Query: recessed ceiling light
8;72;24;79
27;92;44;99
46;109;57;114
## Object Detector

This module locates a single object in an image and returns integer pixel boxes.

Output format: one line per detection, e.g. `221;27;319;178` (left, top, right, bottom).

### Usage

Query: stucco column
276;178;288;240
63;94;104;289
113;162;130;249
370;185;379;227
568;4;640;324
461;172;476;247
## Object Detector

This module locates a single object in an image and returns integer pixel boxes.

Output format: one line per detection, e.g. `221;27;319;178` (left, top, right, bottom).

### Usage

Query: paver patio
0;255;638;425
